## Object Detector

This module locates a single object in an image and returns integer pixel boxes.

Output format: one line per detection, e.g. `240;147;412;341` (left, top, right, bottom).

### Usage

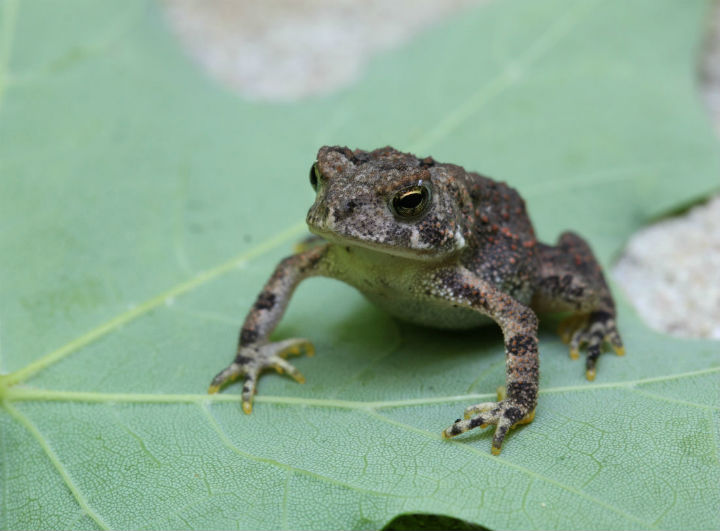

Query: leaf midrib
4;366;718;411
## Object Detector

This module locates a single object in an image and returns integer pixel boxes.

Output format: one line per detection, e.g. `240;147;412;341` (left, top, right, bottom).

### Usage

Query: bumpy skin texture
210;146;624;454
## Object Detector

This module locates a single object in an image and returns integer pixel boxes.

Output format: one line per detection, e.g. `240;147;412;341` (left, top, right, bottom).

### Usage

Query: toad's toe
557;311;624;379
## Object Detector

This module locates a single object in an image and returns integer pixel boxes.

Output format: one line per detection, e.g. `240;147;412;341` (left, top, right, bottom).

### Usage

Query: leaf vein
199;403;409;501
0;0;18;113
627;387;718;411
706;409;720;468
408;0;600;154
0;221;306;388
363;409;654;529
1;401;111;530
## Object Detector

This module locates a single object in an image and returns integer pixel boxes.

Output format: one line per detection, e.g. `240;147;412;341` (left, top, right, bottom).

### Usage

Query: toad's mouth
307;223;446;261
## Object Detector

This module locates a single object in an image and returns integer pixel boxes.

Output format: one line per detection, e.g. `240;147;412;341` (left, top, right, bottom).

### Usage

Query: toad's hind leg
532;231;624;380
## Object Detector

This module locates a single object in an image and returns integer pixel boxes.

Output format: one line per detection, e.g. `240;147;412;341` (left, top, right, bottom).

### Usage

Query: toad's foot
208;338;314;413
442;388;535;455
558;310;624;380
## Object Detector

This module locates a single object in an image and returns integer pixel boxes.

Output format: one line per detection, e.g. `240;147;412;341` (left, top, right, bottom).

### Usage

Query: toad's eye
390;182;432;219
309;162;320;191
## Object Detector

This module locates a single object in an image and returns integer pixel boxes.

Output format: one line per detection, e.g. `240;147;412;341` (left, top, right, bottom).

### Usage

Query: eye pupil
397;191;422;209
391;184;431;218
309;162;319;191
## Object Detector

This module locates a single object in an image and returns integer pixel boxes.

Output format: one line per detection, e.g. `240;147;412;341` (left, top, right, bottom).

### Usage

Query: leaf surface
1;0;719;529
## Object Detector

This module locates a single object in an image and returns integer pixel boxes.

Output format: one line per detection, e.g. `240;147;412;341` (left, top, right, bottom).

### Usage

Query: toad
209;146;624;454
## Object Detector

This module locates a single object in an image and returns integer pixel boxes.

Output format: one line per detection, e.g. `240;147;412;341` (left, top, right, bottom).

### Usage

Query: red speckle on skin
501;227;517;239
481;214;489;223
523;239;536;248
509;257;516;264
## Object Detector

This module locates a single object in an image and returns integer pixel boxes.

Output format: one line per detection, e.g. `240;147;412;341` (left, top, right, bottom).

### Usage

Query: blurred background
3;3;719;530
162;0;720;339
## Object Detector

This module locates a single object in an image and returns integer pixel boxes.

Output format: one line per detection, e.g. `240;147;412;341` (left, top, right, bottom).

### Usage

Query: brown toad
209;146;624;454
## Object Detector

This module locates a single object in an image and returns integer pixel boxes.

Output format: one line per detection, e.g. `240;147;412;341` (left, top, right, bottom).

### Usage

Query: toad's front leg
437;269;539;455
209;244;328;413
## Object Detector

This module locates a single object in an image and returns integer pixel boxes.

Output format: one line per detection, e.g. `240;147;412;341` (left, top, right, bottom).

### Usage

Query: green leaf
1;0;719;529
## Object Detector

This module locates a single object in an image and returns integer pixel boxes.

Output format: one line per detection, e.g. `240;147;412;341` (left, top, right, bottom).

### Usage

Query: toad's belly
324;244;496;329
362;291;494;330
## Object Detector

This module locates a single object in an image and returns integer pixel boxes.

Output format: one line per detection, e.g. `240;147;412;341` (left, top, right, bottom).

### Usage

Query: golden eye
309;162;320;191
390;182;431;218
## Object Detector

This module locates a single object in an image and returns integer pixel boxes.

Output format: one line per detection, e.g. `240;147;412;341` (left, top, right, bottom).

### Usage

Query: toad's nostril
316;204;330;225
